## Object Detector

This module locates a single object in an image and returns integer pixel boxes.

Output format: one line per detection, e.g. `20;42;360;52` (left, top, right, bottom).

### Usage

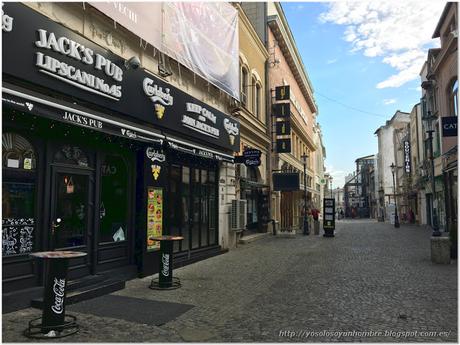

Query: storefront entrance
2;110;136;291
50;167;93;277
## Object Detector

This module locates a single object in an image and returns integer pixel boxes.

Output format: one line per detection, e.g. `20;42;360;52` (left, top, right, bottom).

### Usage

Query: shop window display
2;133;36;256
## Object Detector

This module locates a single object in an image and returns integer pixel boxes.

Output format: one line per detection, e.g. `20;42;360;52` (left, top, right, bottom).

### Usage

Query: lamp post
424;111;441;236
390;163;400;228
330;177;333;198
301;153;309;235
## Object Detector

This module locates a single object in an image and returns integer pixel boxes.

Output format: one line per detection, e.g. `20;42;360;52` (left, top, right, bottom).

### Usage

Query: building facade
374;111;411;222
2;3;241;298
267;3;318;233
234;4;271;237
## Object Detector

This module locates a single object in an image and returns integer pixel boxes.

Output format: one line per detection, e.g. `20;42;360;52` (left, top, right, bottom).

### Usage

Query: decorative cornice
268;4;317;113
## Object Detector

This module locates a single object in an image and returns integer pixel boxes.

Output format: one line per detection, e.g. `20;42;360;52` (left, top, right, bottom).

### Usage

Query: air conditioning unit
239;164;247;178
230;199;247;231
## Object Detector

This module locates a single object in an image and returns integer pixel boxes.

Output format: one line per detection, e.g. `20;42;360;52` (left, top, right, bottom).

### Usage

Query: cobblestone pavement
2;220;457;342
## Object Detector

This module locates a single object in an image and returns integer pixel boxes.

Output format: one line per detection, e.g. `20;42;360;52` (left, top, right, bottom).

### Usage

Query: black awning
2;83;164;145
165;136;234;163
3;83;235;164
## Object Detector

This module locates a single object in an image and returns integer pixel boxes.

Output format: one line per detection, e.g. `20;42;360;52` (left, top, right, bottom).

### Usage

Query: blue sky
282;1;446;187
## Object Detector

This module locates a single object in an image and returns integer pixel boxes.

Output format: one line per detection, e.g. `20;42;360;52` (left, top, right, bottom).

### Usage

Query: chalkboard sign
2;218;35;256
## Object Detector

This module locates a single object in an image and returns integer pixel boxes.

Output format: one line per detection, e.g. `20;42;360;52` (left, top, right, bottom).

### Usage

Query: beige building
267;3;319;233
233;4;271;237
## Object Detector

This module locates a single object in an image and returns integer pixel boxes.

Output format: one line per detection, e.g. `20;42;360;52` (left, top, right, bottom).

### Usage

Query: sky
282;1;447;188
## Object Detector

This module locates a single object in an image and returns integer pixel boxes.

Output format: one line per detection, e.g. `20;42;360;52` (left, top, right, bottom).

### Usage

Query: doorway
50;166;94;277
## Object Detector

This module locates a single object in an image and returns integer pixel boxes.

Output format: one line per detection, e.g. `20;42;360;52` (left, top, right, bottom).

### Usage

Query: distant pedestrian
311;208;319;221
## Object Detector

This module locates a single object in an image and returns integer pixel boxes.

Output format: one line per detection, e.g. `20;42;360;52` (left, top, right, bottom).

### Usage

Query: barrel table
149;236;184;290
24;251;87;339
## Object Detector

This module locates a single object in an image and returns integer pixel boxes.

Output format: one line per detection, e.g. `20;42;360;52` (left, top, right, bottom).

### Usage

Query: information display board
323;198;335;237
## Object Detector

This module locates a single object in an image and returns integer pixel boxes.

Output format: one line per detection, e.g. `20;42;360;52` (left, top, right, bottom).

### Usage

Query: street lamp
329;176;333;198
301;153;309;235
390;163;400;228
423;111;441;237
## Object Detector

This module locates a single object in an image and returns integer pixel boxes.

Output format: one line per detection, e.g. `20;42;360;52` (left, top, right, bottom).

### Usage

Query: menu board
147;188;163;251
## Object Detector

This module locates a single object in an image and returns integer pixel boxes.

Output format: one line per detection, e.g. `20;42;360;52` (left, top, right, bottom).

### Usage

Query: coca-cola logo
51;278;66;314
161;253;170;277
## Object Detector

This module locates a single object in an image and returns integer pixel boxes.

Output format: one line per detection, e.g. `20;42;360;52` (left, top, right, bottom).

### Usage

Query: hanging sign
276;121;291;136
273;173;299;191
276;138;291;153
272;103;290;118
403;141;411;174
441;116;458;137
147;188;163;251
242;148;261;167
275;85;290;101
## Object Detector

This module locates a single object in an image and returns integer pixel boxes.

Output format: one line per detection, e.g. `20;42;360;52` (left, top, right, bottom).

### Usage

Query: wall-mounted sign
276;138;291;153
275;85;290;101
2;4;13;32
2;3;240;153
403;141;411;174
276;121;291;136
272;103;290;118
442;116;458;137
273;173;299;191
147;188;163;251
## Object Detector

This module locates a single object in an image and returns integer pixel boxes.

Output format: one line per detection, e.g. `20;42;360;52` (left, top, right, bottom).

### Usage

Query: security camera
125;56;141;70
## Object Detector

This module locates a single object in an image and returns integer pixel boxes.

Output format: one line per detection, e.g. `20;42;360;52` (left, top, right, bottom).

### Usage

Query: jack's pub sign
2;3;240;152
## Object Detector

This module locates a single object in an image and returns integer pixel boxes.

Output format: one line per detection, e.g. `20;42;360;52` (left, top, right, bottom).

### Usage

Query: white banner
89;2;239;100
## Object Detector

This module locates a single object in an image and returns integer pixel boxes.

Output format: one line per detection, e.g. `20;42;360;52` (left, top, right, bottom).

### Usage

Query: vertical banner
147;187;163;251
403;141;411;174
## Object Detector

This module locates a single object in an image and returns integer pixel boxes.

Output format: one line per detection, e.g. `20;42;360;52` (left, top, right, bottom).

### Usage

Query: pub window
99;155;128;243
2;133;36;256
181;166;190;251
208;170;217;245
54;145;90;167
169;165;182;252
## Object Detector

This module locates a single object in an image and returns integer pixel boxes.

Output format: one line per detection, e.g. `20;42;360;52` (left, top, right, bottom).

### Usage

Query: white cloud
383;98;397;105
326;58;338;64
319;1;446;89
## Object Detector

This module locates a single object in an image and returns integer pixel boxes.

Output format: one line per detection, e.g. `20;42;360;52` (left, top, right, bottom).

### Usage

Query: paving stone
2;220;457;342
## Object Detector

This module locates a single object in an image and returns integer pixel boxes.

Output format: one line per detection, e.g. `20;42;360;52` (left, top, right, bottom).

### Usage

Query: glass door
50;167;92;274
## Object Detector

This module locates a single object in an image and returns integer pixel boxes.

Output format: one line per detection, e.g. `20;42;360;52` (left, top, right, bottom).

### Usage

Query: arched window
2;133;36;170
255;83;261;119
450;79;458;116
2;133;36;256
240;66;248;106
251;76;257;113
54;145;89;167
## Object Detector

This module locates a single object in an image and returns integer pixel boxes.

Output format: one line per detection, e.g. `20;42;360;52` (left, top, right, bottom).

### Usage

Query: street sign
323;198;335;237
275;85;290;101
276;121;291;136
272;103;290;118
442;116;458;137
276;138;291;153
